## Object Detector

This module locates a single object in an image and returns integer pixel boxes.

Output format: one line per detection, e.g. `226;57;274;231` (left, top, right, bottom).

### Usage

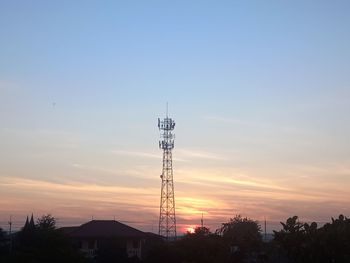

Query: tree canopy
3;214;86;263
36;214;56;230
273;215;350;263
217;214;262;256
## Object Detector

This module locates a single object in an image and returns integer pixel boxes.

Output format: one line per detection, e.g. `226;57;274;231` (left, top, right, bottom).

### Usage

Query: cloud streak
111;150;160;159
176;148;226;161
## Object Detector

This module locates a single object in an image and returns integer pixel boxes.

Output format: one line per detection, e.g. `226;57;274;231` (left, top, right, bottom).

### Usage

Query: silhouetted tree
178;226;228;263
37;214;56;230
217;215;262;261
0;227;9;260
0;228;4;237
143;240;185;263
273;215;306;261
0;228;6;244
274;214;350;263
318;214;350;262
8;214;87;263
143;227;227;263
193;226;211;236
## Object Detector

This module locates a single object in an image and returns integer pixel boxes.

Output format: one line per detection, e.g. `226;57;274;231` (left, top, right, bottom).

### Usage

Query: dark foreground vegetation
0;214;349;263
0;214;86;263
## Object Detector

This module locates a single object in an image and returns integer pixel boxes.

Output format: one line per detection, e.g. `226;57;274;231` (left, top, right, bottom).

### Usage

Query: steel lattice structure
158;112;176;240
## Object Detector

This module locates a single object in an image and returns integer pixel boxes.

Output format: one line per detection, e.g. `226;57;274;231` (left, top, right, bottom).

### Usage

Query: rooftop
65;220;146;238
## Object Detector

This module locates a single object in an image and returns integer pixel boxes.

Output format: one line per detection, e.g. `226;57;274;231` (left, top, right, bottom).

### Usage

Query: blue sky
1;0;350;232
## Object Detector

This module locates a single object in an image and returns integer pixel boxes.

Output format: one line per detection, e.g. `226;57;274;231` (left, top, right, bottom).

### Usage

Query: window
132;240;139;249
88;240;95;249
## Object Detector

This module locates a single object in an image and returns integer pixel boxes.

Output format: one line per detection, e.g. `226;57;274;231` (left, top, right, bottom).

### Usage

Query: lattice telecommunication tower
158;109;177;240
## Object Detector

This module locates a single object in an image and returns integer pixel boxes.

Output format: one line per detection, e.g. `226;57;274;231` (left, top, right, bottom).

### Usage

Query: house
61;220;147;259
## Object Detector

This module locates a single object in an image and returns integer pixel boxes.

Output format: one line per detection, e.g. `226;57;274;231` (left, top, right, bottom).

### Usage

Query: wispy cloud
72;163;119;175
0;176;157;197
177;148;226;161
203;115;318;137
0;79;23;94
0;176;159;224
111;150;160;159
176;169;289;192
0;128;85;150
111;149;187;162
203;116;251;125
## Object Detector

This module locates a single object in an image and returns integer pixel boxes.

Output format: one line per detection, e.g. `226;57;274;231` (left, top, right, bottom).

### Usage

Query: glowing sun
185;226;196;234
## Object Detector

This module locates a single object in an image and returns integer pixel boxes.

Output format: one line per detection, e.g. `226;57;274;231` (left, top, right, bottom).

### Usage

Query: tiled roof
67;220;146;238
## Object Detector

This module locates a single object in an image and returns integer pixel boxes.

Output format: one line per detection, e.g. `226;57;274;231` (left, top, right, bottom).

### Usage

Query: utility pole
8;215;12;253
264;217;267;241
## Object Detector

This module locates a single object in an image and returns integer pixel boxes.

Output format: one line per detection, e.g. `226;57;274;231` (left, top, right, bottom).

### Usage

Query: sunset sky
1;1;350;233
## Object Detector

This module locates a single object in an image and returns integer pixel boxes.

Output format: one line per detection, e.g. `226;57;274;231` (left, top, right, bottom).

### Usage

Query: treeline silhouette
0;214;349;263
273;215;350;263
0;214;86;263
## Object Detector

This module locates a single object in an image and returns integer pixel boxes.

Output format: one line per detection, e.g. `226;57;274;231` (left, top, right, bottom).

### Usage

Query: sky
1;0;350;233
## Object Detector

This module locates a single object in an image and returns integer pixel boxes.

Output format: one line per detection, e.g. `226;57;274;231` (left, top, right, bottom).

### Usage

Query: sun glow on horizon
184;226;196;234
